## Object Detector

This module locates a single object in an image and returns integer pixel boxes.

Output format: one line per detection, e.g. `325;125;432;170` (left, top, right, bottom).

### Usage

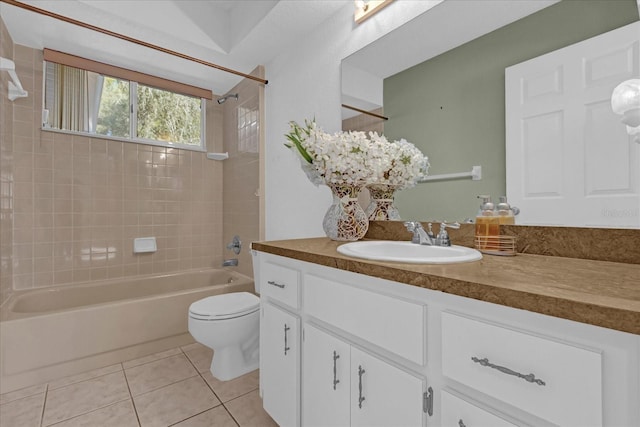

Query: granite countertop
252;237;640;335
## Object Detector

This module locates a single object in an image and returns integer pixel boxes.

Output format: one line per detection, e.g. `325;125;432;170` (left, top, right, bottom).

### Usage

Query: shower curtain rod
341;104;389;120
0;0;268;86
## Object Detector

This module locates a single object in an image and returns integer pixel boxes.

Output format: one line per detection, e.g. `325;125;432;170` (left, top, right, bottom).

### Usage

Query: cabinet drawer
305;274;425;365
441;389;518;427
261;261;300;309
441;312;602;427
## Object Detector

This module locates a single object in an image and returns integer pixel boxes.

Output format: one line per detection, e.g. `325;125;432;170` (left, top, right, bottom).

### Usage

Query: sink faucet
404;221;460;246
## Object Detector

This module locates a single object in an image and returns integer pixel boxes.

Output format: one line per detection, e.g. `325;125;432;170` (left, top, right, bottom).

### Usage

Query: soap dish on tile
474;236;517;256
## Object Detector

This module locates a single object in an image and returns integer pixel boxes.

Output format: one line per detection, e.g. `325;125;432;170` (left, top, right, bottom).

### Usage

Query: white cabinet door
302;324;351;427
506;21;639;227
350;347;425;427
261;302;299;427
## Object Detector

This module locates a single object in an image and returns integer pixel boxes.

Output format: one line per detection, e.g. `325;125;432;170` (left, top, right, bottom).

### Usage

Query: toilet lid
189;292;259;320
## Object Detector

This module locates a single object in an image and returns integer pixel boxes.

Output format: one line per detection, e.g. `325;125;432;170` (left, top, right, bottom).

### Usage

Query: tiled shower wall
1;17;14;304
1;40;229;294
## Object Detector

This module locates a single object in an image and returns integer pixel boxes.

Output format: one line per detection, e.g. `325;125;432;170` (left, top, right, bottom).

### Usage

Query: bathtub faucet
223;258;238;267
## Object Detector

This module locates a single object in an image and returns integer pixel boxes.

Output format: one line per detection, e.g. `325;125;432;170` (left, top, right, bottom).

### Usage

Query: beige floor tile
133;376;220;427
122;347;182;369
0;383;46;405
47;400;138;427
42;371;130;426
224;390;277;427
125;353;198;396
0;393;45;427
182;343;213;373
173;406;237;427
202;369;258;403
49;363;122;390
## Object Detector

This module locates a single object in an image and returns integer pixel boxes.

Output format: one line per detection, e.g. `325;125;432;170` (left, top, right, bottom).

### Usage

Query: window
43;50;208;151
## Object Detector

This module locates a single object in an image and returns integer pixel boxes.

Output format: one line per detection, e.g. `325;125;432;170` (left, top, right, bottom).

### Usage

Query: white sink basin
337;241;482;264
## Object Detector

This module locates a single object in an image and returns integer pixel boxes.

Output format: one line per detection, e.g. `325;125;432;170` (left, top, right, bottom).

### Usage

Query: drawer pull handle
358;365;366;409
458;420;466;427
284;324;291;355
268;280;285;289
471;357;546;386
333;351;340;390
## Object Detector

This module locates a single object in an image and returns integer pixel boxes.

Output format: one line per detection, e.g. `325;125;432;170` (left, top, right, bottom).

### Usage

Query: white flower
368;134;429;189
286;120;375;186
284;119;428;188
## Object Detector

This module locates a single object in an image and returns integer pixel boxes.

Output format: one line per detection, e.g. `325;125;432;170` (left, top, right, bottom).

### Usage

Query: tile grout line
121;362;143;427
47;365;124;392
38;383;49;427
180;346;241;427
45;398;133;427
123;349;185;371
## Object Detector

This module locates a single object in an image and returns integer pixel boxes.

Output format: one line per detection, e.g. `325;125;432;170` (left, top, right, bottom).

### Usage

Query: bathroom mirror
341;0;640;228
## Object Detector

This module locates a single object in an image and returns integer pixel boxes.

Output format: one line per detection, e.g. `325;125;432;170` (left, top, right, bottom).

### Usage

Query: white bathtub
0;268;254;393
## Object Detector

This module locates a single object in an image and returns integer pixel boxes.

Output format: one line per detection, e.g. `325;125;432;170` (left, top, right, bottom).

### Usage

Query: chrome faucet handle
403;221;423;244
435;222;460;246
440;221;460;230
403;221;419;232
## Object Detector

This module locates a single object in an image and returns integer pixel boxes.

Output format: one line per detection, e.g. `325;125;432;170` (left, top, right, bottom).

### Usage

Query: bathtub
0;268;254;393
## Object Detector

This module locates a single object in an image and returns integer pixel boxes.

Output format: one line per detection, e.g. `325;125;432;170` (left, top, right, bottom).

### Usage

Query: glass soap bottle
475;195;500;249
496;196;515;225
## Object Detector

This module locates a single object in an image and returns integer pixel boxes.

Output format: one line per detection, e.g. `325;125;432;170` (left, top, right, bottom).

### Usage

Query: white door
261;302;300;427
350;347;425;427
506;22;639;227
302;324;351;427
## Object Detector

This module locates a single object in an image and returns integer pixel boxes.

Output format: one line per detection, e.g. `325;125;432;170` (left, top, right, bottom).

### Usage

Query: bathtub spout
223;259;238;267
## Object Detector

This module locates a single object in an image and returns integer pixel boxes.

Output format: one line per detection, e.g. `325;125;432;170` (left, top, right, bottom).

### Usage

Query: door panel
302;324;351;427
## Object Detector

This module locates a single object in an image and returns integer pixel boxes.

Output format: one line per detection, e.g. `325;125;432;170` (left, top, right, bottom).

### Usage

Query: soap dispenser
496;196;515;225
475;195;500;248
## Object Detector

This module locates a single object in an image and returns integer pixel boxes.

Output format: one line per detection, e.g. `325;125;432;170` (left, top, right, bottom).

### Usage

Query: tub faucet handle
226;235;241;254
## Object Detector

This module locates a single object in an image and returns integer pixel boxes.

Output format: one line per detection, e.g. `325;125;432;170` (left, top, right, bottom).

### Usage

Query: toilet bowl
188;291;260;381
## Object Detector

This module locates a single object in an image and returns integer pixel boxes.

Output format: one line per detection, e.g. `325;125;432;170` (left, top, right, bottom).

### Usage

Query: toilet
188;291;260;381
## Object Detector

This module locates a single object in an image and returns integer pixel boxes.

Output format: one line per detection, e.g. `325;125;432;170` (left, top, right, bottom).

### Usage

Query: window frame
41;50;209;152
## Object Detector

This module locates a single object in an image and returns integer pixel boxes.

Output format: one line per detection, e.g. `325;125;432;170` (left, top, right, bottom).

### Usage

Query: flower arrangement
285;119;375;186
285;118;429;239
368;133;430;189
285;119;428;188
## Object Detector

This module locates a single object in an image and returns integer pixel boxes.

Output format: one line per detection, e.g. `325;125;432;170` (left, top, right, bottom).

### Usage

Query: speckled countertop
252;237;640;335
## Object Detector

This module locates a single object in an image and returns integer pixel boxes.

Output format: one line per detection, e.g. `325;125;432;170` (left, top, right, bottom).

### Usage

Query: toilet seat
189;292;259;321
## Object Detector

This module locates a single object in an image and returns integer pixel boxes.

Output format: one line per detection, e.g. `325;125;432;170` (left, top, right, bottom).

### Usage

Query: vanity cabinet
253;250;640;427
302;324;426;427
442;311;602;426
261;302;300;427
255;257;302;426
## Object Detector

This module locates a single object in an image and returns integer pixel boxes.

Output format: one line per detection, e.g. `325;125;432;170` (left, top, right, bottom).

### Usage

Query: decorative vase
322;183;369;241
365;184;401;220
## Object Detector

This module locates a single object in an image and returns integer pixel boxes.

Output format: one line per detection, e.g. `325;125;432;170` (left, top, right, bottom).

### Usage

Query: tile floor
0;343;277;427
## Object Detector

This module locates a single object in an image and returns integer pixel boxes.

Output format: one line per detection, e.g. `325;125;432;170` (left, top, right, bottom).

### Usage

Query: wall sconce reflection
611;78;640;144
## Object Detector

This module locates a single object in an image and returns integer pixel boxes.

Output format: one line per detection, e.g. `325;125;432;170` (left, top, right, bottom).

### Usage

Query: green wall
385;0;638;222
